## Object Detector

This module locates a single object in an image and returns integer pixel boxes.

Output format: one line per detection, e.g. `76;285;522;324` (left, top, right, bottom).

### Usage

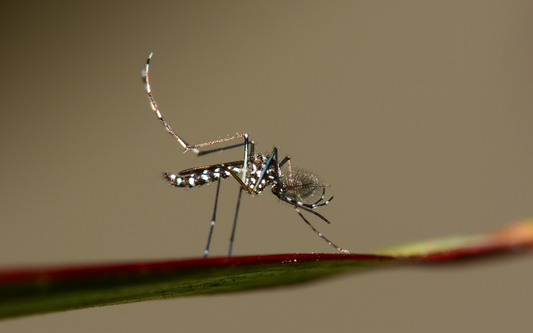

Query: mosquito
142;53;349;258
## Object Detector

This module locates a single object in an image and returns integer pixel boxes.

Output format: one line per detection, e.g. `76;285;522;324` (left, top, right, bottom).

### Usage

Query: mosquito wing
177;160;245;176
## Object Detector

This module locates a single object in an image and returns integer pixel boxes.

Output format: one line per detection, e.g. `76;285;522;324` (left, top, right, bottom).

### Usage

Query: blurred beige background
1;1;532;332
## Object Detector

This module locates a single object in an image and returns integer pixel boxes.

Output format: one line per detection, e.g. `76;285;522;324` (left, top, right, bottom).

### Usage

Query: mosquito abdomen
163;166;242;189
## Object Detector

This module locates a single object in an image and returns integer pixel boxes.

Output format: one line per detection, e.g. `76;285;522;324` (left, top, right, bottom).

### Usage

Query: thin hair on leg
142;53;249;155
228;187;243;257
295;208;349;254
204;177;222;258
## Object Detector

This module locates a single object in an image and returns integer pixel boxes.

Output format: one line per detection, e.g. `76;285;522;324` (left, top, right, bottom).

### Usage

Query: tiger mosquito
142;53;349;257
